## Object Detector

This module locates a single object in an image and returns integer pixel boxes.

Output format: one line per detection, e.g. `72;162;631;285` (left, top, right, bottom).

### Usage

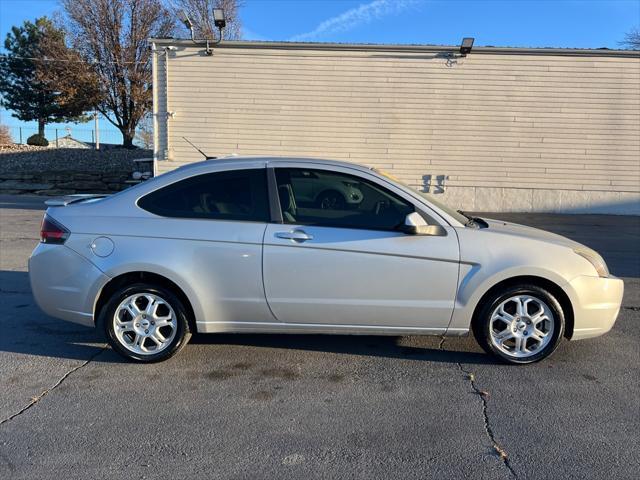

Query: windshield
372;168;470;225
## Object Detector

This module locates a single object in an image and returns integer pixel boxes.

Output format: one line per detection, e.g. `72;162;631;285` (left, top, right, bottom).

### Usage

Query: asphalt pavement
0;195;638;479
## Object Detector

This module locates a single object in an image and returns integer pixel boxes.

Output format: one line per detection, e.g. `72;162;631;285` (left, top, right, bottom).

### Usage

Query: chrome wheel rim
489;295;555;359
113;293;177;355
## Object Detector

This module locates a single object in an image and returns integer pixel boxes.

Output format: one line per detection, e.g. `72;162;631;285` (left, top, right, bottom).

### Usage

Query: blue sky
241;0;639;48
1;0;639;142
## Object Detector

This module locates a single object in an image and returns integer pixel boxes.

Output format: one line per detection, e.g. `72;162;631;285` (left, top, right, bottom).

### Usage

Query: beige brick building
150;39;640;214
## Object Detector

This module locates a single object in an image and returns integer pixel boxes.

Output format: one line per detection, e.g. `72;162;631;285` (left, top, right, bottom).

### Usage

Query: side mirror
401;212;447;236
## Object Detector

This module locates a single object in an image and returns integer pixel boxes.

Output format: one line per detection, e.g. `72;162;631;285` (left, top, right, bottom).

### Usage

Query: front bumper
29;243;110;327
567;274;624;340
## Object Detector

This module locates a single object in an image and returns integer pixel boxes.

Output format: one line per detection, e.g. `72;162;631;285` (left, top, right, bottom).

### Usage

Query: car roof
174;156;373;174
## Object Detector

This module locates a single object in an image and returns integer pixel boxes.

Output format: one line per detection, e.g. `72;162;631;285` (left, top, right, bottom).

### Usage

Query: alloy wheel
489;295;555;359
112;293;177;355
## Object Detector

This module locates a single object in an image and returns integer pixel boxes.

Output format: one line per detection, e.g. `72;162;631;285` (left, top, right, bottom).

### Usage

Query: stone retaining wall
0;171;132;196
0;146;153;195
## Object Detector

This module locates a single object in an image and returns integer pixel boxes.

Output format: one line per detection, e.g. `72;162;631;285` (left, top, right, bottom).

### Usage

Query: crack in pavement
0;345;107;427
456;363;517;479
439;336;517;479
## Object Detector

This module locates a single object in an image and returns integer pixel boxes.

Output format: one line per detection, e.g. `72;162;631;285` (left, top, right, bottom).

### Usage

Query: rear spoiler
45;194;110;207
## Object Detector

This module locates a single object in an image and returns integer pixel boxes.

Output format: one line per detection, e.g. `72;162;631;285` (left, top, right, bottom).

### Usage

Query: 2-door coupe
29;157;623;363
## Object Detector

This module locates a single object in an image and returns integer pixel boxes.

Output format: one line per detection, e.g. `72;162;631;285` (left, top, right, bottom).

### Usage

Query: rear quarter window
138;168;269;222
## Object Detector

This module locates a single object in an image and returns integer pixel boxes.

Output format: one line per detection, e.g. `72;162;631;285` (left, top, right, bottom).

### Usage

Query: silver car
29;157;624;364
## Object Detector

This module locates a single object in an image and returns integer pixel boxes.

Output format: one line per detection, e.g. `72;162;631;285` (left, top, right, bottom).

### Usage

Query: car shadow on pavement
189;333;500;365
1;270;497;365
0;270;125;363
0;319;126;364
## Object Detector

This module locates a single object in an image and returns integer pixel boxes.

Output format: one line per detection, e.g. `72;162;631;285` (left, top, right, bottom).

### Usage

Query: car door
262;164;460;331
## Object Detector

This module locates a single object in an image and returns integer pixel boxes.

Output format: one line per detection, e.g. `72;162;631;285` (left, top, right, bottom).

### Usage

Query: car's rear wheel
472;284;565;364
99;283;191;362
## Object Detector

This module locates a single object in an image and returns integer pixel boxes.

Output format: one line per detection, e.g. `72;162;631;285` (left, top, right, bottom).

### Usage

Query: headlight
574;248;609;277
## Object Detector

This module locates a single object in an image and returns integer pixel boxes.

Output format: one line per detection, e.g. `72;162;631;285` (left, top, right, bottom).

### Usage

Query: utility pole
94;111;100;150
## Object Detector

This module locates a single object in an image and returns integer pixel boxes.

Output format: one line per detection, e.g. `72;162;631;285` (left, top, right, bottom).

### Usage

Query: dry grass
0;124;13;145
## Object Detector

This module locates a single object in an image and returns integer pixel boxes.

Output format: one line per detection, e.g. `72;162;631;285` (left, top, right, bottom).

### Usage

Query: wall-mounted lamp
213;8;226;29
459;37;474;56
179;8;226;55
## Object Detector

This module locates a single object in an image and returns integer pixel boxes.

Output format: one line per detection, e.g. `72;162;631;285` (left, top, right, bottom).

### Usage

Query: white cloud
242;27;270;41
290;0;419;42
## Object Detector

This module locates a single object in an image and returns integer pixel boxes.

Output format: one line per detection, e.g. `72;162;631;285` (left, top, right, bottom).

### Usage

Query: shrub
26;133;49;147
0;124;12;144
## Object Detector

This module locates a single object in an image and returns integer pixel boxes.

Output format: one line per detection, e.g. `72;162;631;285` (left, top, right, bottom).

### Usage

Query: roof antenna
183;137;215;159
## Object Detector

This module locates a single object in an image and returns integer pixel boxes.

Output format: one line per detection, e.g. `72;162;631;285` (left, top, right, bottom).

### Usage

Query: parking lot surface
1;194;638;479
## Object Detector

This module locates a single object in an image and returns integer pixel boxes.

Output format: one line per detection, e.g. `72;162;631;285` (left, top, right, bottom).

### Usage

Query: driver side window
275;168;415;231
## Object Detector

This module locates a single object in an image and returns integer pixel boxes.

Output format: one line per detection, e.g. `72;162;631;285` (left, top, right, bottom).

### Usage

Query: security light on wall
178;8;226;55
460;37;474;56
213;9;226;29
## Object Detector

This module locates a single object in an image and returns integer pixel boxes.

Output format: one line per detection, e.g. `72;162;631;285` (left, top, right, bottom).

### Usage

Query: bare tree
174;0;242;40
61;0;174;147
621;27;640;50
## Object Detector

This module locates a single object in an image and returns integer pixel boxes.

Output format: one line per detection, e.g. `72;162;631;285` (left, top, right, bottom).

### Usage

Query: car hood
479;217;585;250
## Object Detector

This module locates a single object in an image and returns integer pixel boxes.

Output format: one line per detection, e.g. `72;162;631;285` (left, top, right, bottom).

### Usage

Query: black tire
98;283;192;363
472;284;565;364
316;190;346;210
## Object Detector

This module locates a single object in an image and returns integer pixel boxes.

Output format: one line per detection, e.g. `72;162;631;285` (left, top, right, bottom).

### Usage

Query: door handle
275;229;314;243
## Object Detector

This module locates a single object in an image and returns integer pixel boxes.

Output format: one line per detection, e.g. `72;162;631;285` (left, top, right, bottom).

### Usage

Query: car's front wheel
99;283;191;362
472;284;565;364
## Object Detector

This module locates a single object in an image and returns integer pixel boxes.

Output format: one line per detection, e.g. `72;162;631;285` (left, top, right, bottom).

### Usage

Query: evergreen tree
0;17;93;137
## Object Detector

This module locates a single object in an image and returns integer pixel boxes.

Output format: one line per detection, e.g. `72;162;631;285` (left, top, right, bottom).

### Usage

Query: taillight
40;214;70;244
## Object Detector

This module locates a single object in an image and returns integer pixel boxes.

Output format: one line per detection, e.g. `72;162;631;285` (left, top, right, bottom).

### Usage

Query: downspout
151;42;158;175
164;46;175;161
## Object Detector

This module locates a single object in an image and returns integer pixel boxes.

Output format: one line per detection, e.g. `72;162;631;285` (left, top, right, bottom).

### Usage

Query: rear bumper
29;243;110;327
567;274;624;340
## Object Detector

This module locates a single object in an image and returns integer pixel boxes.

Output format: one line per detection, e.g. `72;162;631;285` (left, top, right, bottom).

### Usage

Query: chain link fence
3;125;131;148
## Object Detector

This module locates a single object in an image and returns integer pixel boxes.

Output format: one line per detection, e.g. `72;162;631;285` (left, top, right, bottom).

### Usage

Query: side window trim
267;167;284;224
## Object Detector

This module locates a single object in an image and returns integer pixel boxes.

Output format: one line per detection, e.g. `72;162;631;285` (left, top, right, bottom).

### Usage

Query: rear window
138;168;269;222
